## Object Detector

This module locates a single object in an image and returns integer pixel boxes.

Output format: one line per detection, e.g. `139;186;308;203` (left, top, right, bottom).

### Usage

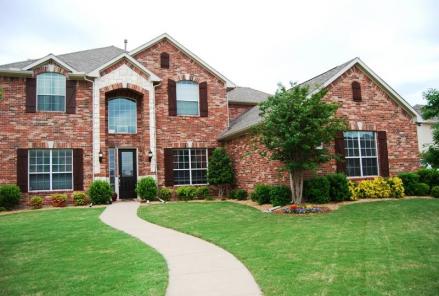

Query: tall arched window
352;81;362;101
108;97;137;134
36;72;66;111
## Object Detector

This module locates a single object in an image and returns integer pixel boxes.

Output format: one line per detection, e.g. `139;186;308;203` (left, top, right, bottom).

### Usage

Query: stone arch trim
176;73;201;83
33;61;70;77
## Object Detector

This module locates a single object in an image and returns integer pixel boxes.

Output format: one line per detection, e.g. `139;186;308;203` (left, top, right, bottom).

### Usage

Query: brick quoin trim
224;65;420;191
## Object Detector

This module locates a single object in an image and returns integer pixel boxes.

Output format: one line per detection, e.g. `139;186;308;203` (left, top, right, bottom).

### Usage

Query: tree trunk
218;185;224;198
289;169;304;204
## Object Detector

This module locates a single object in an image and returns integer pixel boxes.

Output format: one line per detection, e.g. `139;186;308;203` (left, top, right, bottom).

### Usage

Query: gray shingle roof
227;87;271;104
219;58;357;140
0;46;125;73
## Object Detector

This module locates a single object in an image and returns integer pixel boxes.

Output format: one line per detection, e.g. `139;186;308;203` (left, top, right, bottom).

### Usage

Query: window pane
52;149;72;172
174;170;191;185
191;149;207;169
29;150;50;173
359;132;377;157
37;73;66;111
344;131;359;157
174;149;190;169
346;158;361;177
108;149;116;191
29;174;50;191
121;151;134;177
108;98;137;134
192;170;207;184
176;81;199;115
362;158;378;176
52;173;73;190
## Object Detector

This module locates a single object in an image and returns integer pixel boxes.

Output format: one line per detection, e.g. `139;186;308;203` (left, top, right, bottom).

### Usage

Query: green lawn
0;208;167;296
139;199;439;296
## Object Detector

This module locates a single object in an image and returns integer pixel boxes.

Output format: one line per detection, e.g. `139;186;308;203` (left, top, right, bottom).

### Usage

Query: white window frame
36;72;66;112
108;97;138;134
28;149;74;192
176;80;200;116
344;131;380;178
173;148;208;185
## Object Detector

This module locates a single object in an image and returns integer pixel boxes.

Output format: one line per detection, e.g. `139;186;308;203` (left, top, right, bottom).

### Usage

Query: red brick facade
228;103;254;122
224;66;420;191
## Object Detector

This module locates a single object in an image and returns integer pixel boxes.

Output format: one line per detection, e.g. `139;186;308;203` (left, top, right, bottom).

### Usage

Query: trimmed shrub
175;186;197;201
158;188;172;201
270;185;291;207
30;196;43;209
135;177;157;201
414;182;430;196
325;173;351;202
73;192;89;206
195;186;209;199
251;184;272;205
347;181;358;200
351;177;391;199
50;194;67;207
386;177;405;198
230;189;248;200
431;185;439;198
416;168;439;190
0;184;21;210
88;180;112;204
398;172;420;196
303;177;330;204
0;207;6;212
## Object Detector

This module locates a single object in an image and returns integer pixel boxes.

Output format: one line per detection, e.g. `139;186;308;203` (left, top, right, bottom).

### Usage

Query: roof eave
22;54;77;73
0;70;33;77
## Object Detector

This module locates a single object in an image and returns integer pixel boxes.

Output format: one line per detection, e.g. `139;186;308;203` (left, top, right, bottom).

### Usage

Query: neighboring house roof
129;33;236;88
414;104;438;123
0;46;125;73
219;57;418;141
227;87;271;105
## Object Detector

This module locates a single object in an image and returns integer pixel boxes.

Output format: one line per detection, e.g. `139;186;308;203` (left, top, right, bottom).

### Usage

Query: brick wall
224;65;420;191
133;40;228;186
228;103;255;122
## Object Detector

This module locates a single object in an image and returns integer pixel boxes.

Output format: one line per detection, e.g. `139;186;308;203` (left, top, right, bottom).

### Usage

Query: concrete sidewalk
100;201;262;296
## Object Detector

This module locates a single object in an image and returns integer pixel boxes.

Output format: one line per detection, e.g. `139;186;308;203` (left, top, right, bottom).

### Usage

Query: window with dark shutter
73;148;84;190
66;80;77;114
199;82;208;117
352;81;362;101
168;79;177;116
17;149;28;192
164;148;174;186
377;131;389;177
26;78;36;113
335;131;346;174
160;52;170;69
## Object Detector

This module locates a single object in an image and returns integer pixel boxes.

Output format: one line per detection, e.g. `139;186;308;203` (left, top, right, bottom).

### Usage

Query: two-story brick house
0;33;420;200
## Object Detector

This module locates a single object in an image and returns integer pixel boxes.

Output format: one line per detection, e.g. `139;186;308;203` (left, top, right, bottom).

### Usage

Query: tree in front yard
257;83;346;204
207;148;234;197
420;88;439;168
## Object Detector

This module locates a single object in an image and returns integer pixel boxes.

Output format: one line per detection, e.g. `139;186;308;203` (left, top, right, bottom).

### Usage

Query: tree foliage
420;89;439;168
207;148;234;197
257;83;346;203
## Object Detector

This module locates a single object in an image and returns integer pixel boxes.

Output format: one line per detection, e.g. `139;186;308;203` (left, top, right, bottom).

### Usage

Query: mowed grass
0;208;167;296
139;199;439;296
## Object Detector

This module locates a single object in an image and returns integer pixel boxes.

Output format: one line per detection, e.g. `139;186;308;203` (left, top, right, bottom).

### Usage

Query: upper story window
352;81;362;101
176;80;199;116
36;72;66;111
344;131;378;177
160;52;170;69
108;97;137;134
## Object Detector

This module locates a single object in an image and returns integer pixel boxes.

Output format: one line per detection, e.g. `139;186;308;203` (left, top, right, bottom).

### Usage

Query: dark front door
118;149;137;199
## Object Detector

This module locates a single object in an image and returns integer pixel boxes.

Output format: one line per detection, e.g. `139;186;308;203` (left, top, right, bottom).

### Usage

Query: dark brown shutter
168;79;177;116
25;78;36;113
17;149;28;192
335;131;346;174
352;81;362;101
199;82;208;117
164;148;174;186
73;149;84;190
160;52;170;69
378;131;389;177
66;80;77;114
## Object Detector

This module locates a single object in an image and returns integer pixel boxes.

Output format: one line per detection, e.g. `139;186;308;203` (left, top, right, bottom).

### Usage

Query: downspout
152;81;164;203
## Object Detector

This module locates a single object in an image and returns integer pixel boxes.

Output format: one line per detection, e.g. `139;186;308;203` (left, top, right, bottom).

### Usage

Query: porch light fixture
99;151;103;163
148;150;153;162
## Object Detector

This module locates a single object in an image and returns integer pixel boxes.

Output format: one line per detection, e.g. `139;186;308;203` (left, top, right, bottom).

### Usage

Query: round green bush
30;196;43;209
303;176;330;204
416;168;439;189
251;184;272;205
87;180;112;204
73;192;89;206
398;172;420;196
0;184;21;210
414;182;430;196
195;186;209;199
175;186;197;201
230;189;248;200
135;177;157;200
158;188;172;201
431;185;439;198
270;185;291;206
325;173;351;201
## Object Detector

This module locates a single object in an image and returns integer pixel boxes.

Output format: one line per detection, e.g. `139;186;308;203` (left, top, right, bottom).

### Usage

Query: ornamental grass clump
50;194;67;207
29;196;43;209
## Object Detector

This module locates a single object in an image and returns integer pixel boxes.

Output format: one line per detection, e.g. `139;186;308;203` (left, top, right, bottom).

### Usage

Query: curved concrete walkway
100;201;261;296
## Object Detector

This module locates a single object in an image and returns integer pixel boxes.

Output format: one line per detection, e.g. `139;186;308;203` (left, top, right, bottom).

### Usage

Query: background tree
207;148;234;197
421;88;439;168
257;83;346;204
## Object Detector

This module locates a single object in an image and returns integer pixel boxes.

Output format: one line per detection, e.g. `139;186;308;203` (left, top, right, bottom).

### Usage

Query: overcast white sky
0;0;438;105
